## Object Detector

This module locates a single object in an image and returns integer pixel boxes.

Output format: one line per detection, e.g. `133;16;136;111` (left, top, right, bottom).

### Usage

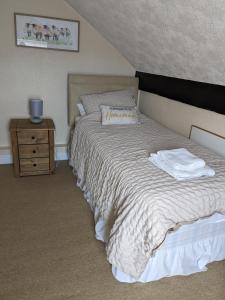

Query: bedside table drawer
19;144;49;159
20;158;49;173
17;130;48;144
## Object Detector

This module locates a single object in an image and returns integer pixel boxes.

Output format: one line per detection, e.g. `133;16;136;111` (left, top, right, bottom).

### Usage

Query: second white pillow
80;89;136;115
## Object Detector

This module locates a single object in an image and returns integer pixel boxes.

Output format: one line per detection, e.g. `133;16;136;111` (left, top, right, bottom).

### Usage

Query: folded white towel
149;153;215;181
157;148;205;171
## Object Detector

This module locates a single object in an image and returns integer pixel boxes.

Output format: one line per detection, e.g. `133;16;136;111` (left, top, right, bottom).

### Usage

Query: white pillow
80;89;136;115
101;105;139;125
77;103;86;116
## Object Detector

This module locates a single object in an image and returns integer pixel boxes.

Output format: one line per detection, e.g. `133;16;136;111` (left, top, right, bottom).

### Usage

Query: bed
68;74;225;282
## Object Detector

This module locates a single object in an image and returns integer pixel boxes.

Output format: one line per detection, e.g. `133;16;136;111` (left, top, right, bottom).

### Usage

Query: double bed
68;74;225;282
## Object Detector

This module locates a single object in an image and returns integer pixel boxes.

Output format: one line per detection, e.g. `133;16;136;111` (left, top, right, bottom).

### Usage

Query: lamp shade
29;99;43;123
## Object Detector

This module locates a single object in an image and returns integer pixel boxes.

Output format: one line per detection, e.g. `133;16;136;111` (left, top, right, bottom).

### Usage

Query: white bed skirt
78;180;225;283
95;210;225;283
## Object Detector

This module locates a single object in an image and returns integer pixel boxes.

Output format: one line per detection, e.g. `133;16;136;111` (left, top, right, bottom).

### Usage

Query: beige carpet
0;162;225;300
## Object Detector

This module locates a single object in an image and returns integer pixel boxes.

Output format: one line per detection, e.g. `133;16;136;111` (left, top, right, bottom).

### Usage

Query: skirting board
0;145;68;165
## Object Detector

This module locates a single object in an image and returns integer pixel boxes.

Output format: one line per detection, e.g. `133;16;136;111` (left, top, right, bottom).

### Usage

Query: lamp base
30;117;43;124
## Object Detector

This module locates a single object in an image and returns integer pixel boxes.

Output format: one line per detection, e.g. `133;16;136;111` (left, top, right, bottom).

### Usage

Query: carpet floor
0;161;225;300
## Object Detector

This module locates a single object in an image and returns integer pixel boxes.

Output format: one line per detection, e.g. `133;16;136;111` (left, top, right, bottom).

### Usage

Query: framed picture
14;13;80;52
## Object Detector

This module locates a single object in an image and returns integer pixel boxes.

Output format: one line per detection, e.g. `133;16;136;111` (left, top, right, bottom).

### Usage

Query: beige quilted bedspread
70;112;225;278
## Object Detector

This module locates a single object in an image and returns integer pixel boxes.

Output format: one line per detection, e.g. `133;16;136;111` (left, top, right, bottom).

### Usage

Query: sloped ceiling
66;0;225;85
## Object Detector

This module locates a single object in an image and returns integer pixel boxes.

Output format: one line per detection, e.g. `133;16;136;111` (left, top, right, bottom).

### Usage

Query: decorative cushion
101;105;139;125
80;89;136;115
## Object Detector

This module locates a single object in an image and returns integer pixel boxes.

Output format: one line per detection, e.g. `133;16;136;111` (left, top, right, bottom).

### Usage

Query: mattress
70;112;225;279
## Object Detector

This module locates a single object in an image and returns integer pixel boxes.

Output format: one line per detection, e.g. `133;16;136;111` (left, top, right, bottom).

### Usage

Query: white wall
0;0;134;152
139;91;225;138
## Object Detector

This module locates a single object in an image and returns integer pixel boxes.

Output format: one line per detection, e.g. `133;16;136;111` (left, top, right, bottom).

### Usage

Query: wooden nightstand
10;118;55;177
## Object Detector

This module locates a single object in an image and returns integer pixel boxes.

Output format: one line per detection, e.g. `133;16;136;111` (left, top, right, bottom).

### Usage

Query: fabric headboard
68;74;139;126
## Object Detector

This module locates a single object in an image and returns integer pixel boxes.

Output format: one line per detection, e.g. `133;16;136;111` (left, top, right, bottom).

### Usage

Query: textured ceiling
66;0;225;85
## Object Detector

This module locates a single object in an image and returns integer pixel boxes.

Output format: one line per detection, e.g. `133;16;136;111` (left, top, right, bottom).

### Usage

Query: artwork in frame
14;13;79;52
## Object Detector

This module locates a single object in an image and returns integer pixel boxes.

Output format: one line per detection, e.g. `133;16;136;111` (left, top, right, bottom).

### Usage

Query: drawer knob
32;136;35;140
33;163;37;167
32;150;36;154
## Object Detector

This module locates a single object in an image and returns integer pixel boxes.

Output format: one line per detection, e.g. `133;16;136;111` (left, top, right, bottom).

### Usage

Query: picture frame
14;13;80;52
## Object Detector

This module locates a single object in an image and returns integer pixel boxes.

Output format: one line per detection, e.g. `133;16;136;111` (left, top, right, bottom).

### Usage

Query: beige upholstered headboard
68;74;139;126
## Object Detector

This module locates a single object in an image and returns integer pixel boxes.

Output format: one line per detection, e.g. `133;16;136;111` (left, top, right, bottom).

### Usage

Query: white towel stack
149;148;215;180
